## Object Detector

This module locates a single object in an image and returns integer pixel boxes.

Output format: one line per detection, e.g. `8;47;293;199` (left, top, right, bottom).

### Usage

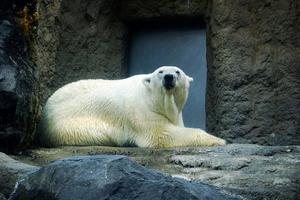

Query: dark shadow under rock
0;17;39;153
9;155;240;200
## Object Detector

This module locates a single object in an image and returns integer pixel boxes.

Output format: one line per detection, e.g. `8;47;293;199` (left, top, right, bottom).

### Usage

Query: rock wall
0;1;40;152
206;0;300;145
35;0;128;103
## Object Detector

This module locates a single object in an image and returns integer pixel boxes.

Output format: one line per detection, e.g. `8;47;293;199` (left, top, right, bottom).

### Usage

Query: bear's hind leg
45;117;116;146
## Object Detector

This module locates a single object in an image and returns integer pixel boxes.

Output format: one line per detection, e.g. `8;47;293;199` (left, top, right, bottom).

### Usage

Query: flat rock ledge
9;144;300;199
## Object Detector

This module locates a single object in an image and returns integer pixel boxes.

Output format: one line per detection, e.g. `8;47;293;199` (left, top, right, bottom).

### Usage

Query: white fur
38;66;226;147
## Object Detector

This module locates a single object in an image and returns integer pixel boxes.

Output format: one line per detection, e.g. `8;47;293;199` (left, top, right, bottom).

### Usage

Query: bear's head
143;66;193;92
143;66;193;114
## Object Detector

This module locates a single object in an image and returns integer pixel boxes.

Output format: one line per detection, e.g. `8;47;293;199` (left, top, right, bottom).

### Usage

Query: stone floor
12;144;300;200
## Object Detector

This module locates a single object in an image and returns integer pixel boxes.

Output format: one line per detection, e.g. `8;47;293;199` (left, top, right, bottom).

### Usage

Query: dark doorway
128;22;207;129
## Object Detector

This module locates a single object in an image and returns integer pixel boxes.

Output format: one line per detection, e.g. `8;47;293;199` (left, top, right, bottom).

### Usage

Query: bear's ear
142;76;151;87
188;76;193;83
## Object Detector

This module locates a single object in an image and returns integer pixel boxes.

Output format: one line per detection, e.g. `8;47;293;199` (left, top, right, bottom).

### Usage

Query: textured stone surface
15;144;300;200
170;144;300;200
35;0;128;104
0;193;6;200
0;152;39;199
119;0;207;20
205;0;300;145
10;155;239;200
0;20;21;151
0;17;39;152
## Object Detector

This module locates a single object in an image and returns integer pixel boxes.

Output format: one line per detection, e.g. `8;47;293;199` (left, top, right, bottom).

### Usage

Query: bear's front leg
161;125;226;147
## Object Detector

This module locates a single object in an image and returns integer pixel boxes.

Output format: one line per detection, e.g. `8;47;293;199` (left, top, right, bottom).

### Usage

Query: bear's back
44;75;148;115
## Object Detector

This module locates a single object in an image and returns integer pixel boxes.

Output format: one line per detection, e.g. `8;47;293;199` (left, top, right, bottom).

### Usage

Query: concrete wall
206;0;300;145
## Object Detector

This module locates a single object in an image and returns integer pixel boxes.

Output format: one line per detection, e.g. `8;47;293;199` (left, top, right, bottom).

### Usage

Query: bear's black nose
163;74;175;90
164;74;174;82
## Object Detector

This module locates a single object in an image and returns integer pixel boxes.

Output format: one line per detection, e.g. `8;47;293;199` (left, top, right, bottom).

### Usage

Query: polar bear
37;66;226;147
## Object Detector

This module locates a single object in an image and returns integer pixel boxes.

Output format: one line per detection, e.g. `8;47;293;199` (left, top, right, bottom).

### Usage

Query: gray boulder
0;152;39;199
10;155;240;200
0;193;7;200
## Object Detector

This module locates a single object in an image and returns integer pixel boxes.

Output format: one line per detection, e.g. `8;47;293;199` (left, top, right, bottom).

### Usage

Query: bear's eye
176;70;180;75
158;70;163;74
